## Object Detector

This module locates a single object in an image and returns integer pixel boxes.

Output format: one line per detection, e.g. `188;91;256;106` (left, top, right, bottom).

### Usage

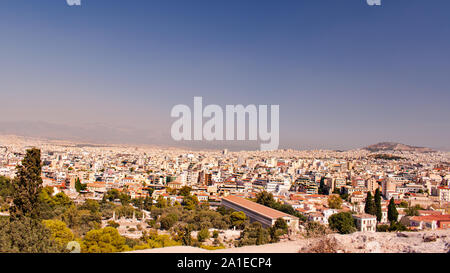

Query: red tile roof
222;195;298;220
410;215;450;222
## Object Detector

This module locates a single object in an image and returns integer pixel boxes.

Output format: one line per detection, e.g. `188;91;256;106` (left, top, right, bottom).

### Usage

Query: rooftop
222;195;298;220
353;213;377;219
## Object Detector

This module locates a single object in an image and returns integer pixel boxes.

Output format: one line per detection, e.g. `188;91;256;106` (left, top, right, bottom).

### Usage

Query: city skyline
1;0;450;257
1;0;449;150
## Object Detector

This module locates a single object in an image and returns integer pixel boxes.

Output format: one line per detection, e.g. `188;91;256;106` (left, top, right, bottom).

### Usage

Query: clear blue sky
0;0;449;150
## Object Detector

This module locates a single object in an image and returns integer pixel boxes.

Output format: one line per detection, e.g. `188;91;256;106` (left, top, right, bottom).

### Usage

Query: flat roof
352;213;377;219
222;195;298;220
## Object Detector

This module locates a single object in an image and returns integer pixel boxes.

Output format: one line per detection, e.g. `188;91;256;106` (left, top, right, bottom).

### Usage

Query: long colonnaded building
221;195;299;233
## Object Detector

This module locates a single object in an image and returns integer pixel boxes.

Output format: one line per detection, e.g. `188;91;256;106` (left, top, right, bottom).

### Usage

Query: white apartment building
438;186;449;202
353;214;377;232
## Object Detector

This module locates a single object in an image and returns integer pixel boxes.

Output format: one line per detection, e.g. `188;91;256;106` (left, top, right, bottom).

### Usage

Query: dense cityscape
0;135;449;253
1;1;449;270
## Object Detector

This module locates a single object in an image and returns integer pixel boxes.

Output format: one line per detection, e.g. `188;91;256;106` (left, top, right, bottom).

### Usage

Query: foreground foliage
0;217;65;253
328;212;356;234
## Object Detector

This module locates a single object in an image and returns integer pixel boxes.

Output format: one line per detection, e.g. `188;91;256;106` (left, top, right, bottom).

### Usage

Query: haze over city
1;0;449;150
1;0;450;258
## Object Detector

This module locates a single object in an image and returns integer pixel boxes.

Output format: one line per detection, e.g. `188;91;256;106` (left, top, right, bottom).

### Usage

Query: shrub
376;224;390;232
81;227;130;253
159;213;178;230
305;221;329;238
389;222;408;232
328;212;356;234
197;228;210;242
42;219;74;247
200;244;226;250
237;222;271;247
212;230;219;239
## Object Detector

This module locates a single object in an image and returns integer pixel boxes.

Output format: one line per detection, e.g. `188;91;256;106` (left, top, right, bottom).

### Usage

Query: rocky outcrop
129;230;450;253
300;230;450;253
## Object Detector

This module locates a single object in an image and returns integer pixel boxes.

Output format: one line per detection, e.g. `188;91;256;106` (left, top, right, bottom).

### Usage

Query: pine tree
387;198;398;223
364;191;375;215
374;188;382;222
10;148;43;220
75;178;82;192
318;177;326;195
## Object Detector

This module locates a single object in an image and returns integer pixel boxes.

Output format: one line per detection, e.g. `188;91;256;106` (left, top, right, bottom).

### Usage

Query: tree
166;176;175;183
237;222;271;246
81;227;130;253
364;192;376;215
156;196;168;208
318;177;327;195
374;188;382;222
132;197;145;210
405;205;422;216
0;217;64;253
0;176;13;212
143;196;153;211
230;211;247;229
75;178;87;192
0;176;13;199
135;231;180;250
274;218;288;233
212;230;219;239
387;198;398;223
179;186;192;197
305;221;329;238
376;224;390;232
42;219;74;247
10;148;43;220
61;205;102;236
340;193;349;202
75;178;81;192
388;221;408;231
159;213;178;230
145;187;154;196
103;189;129;205
256;191;275;207
197;228;210;242
182;195;199;210
327;195;342;209
328;212;356;234
103;189;121;202
216;205;233;216
178;226;193;246
269;218;289;243
40;187;73;209
79;199;100;214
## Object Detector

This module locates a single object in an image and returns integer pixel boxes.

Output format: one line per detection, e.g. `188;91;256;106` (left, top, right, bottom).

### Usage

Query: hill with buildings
364;142;435;153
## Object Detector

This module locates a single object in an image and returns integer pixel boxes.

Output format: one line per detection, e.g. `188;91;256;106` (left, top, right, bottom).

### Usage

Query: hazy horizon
1;0;449;151
0;121;447;152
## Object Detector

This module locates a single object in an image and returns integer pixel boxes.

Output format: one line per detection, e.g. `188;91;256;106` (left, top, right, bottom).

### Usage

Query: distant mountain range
363;142;435;153
0;121;445;152
0;121;162;145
